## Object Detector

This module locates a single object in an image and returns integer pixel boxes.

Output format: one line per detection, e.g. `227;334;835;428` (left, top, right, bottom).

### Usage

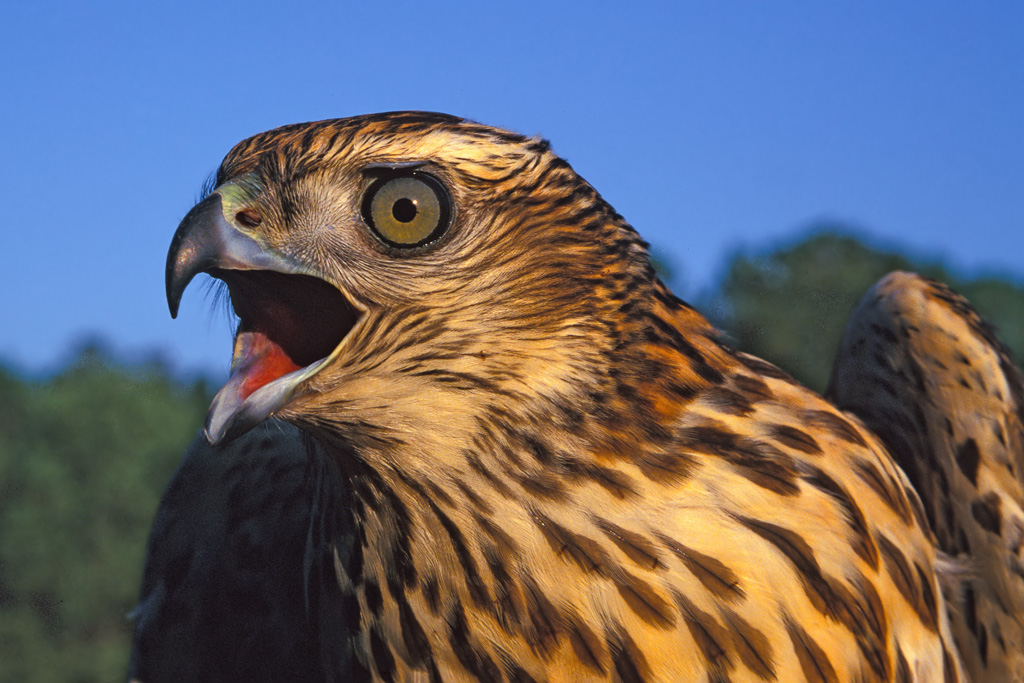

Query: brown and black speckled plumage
829;272;1024;682
131;112;1021;682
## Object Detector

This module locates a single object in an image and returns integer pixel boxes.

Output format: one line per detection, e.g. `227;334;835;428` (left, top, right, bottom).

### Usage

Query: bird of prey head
167;111;722;460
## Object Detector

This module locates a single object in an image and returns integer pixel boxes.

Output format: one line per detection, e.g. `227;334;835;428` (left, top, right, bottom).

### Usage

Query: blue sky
2;2;1021;377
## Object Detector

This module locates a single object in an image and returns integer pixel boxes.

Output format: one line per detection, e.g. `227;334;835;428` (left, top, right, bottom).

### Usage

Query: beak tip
203;410;229;446
165;193;224;324
202;426;221;446
167;292;182;319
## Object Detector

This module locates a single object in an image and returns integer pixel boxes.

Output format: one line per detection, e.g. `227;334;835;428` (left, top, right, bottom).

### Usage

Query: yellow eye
362;174;451;248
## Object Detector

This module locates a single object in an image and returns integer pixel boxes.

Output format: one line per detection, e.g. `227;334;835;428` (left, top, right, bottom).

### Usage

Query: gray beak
166;192;295;318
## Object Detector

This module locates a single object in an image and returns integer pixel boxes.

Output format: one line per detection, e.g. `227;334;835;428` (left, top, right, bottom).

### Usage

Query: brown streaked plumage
828;272;1024;682
131;112;1020;682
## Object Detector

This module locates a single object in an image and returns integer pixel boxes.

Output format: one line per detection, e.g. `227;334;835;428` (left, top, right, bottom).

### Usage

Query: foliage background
1;228;1022;681
0;351;209;682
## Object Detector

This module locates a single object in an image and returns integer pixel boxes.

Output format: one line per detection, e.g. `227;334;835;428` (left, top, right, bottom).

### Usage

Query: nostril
236;208;262;228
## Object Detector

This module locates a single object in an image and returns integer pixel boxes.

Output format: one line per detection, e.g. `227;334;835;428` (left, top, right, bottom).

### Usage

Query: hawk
130;112;1023;681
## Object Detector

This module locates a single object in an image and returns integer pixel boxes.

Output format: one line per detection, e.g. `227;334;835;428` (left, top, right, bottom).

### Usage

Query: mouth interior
211;269;359;400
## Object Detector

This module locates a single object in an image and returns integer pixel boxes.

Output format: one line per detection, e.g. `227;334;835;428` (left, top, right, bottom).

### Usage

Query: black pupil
392;197;417;223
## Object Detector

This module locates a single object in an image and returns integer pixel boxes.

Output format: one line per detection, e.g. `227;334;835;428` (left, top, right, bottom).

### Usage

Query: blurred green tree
0;345;209;683
704;227;1024;392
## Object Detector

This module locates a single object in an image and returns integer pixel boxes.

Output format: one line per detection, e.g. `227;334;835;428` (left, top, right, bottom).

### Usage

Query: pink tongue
232;331;302;401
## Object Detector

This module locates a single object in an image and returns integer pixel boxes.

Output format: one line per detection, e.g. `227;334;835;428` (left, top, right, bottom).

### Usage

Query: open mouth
211;268;360;400
165;188;365;443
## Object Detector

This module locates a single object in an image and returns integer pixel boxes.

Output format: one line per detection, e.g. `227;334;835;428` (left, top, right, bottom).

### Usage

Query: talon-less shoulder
130;112;1024;682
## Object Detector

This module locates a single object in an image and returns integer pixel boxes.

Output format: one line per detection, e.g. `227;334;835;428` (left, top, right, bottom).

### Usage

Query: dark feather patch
955;438;981;486
785;617;839;683
673;590;731;673
770;424;823;455
802;410;868;448
656;534;744;601
877;535;937;632
611;568;675;628
736;517;847;622
446;601;502;683
397;594;433;668
678;425;800;495
560;456;640;498
606;624;652;683
894;648;910;683
801;465;879;569
564;610;608;673
369;625;396;683
521;575;560;657
853;459;912;524
424;498;491;608
635;449;699;484
482;543;522;632
971;492;1003;535
732;373;774;402
531;510;613;576
721;610;776;681
596;518;663;570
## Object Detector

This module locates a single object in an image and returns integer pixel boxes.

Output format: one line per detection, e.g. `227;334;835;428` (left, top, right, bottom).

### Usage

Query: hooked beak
166;189;360;445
